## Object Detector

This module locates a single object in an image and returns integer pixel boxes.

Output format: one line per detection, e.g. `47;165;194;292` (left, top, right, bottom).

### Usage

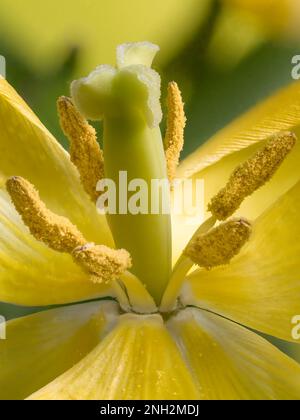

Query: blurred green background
0;0;300;362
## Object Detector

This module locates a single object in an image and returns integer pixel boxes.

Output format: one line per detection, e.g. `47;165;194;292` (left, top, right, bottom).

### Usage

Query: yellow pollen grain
185;218;251;269
6;176;85;253
6;176;131;284
57;96;105;202
208;131;297;220
164;82;186;185
72;243;132;284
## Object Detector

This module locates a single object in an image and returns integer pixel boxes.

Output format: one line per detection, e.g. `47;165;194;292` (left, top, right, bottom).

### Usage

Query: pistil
71;42;173;304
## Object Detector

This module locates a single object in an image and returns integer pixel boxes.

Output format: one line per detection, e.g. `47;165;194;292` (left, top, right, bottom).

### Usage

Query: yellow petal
0;77;112;245
0;188;113;305
173;82;300;259
181;181;300;342
168;308;300;400
0;301;120;400
28;313;199;400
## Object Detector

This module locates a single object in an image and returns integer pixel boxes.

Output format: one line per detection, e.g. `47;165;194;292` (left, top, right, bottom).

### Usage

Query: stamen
164;82;186;185
57;96;105;202
6;176;131;283
208;131;297;220
73;243;132;284
184;218;251;269
6;176;85;252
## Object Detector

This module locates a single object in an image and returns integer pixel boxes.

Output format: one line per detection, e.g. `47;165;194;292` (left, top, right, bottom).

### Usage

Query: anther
72;243;132;284
208;132;297;220
184;218;252;269
6;176;131;283
164;82;186;185
57;96;105;202
6;176;85;252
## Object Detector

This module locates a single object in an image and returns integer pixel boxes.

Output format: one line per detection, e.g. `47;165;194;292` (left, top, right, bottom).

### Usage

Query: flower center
4;42;298;316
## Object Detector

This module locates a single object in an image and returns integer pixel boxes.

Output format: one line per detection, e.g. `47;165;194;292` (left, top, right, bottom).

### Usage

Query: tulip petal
0;301;120;400
0;77;113;245
181;181;300;342
173;82;300;258
168;308;300;400
0;188;116;305
28;313;199;400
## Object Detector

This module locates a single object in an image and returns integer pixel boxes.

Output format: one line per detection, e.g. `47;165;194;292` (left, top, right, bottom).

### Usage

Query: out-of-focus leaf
222;0;300;39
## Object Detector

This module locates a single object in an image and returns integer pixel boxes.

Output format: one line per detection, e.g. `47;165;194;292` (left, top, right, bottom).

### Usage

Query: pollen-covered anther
6;176;132;284
208;131;297;220
6;176;85;253
164;82;186;185
72;243;132;284
184;218;252;269
57;96;105;202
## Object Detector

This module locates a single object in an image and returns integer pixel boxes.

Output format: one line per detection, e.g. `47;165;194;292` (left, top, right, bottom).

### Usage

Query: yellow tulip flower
0;42;300;400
